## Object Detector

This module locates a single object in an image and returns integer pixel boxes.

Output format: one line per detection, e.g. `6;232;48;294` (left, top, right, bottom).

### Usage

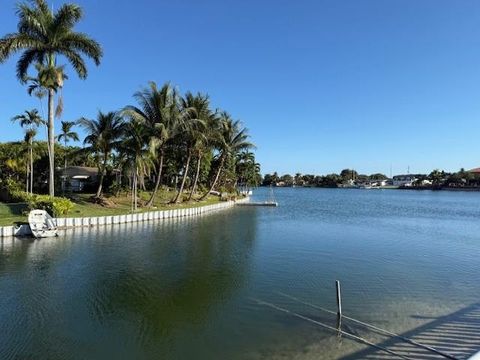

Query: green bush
3;178;23;193
31;195;74;217
8;189;33;203
7;190;74;217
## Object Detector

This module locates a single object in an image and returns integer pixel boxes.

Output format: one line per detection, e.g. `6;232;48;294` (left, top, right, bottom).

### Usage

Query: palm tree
123;82;180;207
236;151;261;189
12;109;43;194
170;94;207;203
77;111;124;198
57;120;79;193
199;113;253;200
0;0;103;196
57;121;79;169
27;63;68;117
119;119;154;211
171;92;211;202
23;129;37;193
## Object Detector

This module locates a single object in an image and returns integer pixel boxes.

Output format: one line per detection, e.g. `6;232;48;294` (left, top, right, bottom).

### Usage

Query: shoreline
264;185;480;192
0;196;250;238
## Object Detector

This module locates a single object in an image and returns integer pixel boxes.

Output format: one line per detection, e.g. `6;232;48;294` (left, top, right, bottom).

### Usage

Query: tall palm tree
0;0;103;196
235;151;261;188
77;111;124;198
119;119;154;211
58;120;79;193
171;94;207;203
23;129;37;193
169;92;210;203
12;109;43;194
57;120;79;169
199;113;253;200
123;82;180;207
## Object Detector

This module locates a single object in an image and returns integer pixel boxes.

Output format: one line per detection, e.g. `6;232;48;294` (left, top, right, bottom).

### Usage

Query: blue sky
1;0;480;176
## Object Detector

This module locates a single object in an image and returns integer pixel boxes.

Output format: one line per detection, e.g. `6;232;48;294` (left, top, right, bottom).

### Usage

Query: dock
236;201;278;207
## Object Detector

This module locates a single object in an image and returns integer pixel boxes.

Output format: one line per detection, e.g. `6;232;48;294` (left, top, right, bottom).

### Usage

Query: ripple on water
1;188;480;359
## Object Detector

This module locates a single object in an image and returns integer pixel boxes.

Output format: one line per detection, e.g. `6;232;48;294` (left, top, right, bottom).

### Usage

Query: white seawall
0;197;249;238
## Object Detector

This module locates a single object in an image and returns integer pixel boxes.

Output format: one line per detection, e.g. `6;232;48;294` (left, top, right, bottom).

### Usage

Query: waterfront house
392;174;418;187
372;179;388;187
467;167;480;174
61;166;98;192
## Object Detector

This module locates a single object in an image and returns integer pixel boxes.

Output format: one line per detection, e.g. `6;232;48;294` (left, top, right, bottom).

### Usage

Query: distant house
392;174;418;187
467;168;480;174
61;166;98;192
372;179;388;187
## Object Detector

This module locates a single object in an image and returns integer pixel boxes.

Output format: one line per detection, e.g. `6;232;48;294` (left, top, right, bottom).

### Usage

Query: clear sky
1;0;480;176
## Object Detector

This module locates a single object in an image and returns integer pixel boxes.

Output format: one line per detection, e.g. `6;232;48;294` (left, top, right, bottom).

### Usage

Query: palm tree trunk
173;150;192;203
96;172;105;198
64;139;68;170
30;138;33;194
95;153;109;198
146;152;164;207
130;173;134;212
48;88;55;197
26;163;29;193
134;168;138;211
199;155;224;201
188;154;202;201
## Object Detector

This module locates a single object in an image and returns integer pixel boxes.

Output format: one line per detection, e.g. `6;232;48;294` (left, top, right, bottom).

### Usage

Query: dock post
336;280;342;336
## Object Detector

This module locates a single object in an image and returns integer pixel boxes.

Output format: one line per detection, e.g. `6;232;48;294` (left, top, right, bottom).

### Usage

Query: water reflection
2;189;480;359
0;210;257;359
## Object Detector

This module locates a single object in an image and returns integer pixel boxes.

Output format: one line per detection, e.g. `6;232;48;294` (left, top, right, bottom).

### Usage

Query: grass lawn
0;202;29;226
0;189;225;226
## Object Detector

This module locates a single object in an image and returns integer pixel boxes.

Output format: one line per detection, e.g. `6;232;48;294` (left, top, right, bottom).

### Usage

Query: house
467;168;480;174
61;166;98;192
392;174;418;187
372;179;388;187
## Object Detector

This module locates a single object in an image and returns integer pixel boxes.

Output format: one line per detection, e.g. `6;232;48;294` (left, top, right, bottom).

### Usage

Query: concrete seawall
0;197;249;238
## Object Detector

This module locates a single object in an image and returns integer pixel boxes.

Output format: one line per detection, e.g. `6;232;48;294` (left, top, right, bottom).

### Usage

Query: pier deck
236;202;278;207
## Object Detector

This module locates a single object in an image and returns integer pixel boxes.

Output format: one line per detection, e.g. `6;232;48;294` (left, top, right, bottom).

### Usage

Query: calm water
1;188;480;359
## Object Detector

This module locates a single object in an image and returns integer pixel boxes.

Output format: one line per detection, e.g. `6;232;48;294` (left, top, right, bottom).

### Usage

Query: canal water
1;188;480;359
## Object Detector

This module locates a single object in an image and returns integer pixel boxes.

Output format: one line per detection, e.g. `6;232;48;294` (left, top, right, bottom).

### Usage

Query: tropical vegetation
0;1;260;224
0;0;102;196
262;168;480;189
0;80;261;220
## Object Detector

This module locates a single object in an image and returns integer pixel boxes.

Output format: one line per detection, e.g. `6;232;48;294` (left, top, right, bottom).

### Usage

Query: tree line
0;0;261;208
262;168;480;188
4;81;261;207
262;169;388;187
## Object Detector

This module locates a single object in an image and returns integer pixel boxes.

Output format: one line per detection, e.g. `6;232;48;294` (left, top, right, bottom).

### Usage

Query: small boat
358;184;372;189
28;210;58;238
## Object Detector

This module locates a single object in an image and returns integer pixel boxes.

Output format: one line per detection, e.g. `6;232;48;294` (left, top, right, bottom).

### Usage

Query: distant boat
28;210;58;238
358;184;372;189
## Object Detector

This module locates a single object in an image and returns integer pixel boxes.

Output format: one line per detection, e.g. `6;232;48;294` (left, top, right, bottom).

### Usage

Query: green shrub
6;190;74;217
28;195;74;217
8;190;33;203
0;179;25;202
4;178;23;193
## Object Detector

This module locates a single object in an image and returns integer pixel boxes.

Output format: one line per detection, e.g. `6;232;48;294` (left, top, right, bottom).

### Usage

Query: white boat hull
28;210;58;238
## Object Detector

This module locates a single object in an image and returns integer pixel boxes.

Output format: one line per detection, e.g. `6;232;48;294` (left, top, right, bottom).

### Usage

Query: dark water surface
1;188;480;359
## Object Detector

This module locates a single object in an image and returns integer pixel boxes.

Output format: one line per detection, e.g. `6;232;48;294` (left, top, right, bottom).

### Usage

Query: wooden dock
236;201;278;207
